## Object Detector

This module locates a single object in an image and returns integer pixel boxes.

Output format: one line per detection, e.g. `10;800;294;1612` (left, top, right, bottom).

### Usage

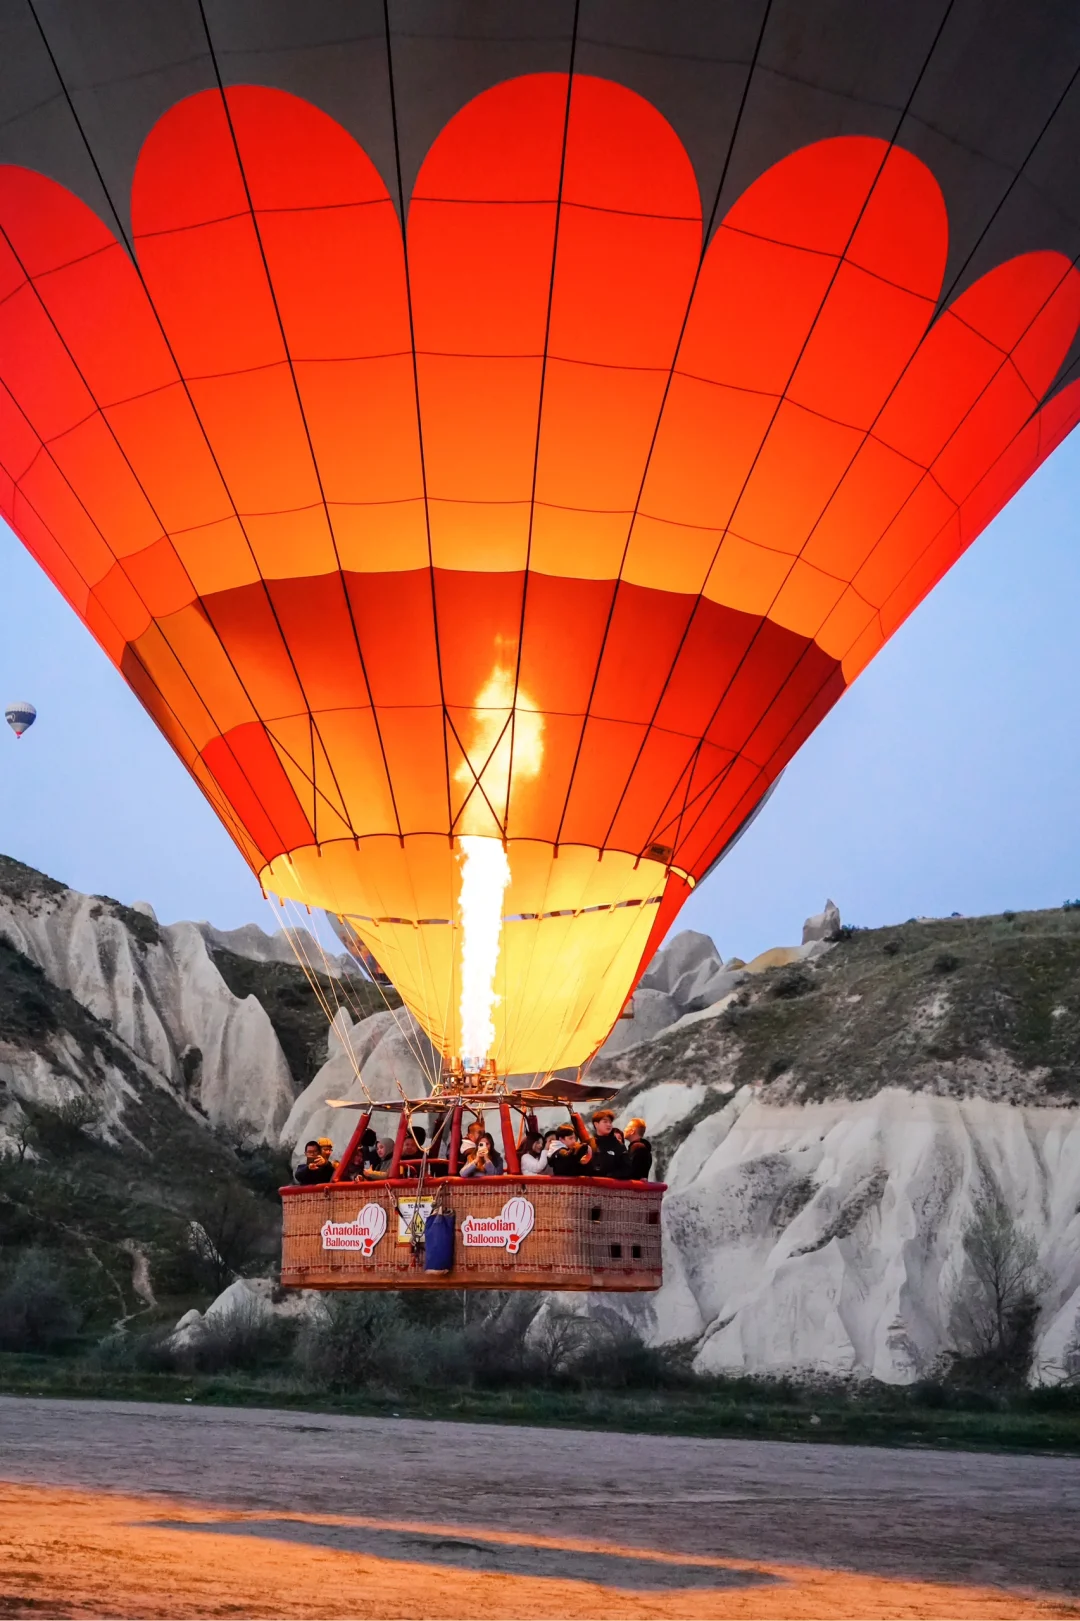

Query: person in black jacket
625;1117;653;1180
546;1124;590;1177
294;1140;334;1184
400;1124;427;1161
586;1109;630;1179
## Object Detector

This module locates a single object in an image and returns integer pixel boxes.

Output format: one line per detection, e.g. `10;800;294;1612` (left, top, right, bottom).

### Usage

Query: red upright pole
447;1102;464;1176
387;1109;409;1179
330;1110;371;1182
499;1100;521;1175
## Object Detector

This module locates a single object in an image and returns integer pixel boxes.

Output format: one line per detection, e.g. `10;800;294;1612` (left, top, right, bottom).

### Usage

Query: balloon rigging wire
272;895;435;1102
275;857;443;1094
269;900;375;1106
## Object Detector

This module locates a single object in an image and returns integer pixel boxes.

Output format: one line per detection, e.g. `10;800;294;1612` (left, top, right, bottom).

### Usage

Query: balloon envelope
5;703;36;739
1;7;1079;1070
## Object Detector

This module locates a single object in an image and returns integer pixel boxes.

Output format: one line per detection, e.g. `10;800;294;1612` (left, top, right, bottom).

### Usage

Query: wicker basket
280;1177;664;1291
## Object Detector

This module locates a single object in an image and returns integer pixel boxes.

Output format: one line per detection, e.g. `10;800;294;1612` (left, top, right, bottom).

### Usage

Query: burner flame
455;663;543;1065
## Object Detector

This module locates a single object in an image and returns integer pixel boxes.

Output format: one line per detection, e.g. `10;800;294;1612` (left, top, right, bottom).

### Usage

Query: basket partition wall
280;1179;664;1292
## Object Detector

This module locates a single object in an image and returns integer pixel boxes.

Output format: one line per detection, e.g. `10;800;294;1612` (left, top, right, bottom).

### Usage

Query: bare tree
528;1309;590;1381
11;1109;35;1163
951;1187;1047;1382
189;1182;271;1293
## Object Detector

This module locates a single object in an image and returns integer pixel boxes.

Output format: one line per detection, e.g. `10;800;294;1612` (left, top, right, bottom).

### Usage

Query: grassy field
2;1351;1078;1455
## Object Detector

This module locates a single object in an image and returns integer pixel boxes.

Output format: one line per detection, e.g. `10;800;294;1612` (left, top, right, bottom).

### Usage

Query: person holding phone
459;1130;502;1176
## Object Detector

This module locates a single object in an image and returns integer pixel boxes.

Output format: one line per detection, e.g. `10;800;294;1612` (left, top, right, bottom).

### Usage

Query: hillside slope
591;910;1080;1385
595;908;1080;1108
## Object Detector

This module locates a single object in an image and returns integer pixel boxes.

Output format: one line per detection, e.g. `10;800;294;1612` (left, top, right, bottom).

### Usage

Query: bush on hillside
18;1096;102;1157
0;1249;80;1350
94;1293;292;1376
292;1290;680;1397
188;1181;275;1292
567;1309;691;1389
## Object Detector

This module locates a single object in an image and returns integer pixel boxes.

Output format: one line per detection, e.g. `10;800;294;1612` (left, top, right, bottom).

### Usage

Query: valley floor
0;1396;1077;1619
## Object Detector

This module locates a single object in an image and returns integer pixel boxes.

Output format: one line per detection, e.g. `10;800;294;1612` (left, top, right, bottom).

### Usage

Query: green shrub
19;1096;102;1157
187;1296;292;1373
565;1311;690;1390
188;1182;276;1292
294;1293;405;1390
0;1250;80;1350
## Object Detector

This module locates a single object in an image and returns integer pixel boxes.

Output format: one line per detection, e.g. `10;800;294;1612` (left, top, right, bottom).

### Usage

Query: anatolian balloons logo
320;1204;387;1256
461;1197;535;1254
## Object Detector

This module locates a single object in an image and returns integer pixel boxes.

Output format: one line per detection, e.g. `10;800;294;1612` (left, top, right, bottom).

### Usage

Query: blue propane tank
424;1210;455;1274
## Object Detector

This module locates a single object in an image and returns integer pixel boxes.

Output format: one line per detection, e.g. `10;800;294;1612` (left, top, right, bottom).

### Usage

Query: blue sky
2;432;1078;963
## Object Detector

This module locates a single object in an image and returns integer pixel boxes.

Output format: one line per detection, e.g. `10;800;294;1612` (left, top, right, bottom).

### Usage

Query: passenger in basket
363;1137;398;1178
519;1133;552;1176
294;1140;334;1184
587;1108;630;1180
546;1124;589;1177
625;1117;653;1180
460;1131;503;1177
359;1129;380;1171
400;1125;427;1160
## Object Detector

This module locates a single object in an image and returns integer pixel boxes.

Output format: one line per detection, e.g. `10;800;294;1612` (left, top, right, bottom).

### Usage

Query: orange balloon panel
0;76;1077;1072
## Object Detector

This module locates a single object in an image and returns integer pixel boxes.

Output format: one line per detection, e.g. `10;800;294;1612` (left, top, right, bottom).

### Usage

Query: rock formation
802;899;842;945
609;1082;1080;1384
592;904;1080;1384
0;856;294;1148
196;920;355;979
1;852;1078;1387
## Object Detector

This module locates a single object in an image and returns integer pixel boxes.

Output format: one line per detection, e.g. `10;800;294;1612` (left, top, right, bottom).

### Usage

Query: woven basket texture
280;1178;663;1292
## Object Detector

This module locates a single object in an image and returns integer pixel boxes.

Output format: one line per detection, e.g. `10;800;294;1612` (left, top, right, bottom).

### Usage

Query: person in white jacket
519;1133;553;1176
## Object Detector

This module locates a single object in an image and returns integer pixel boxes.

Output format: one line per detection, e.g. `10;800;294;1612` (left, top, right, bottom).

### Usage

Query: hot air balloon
4;702;36;739
2;4;1080;1290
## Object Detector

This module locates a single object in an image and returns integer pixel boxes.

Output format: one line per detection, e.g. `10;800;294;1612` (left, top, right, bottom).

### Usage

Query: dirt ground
0;1396;1077;1619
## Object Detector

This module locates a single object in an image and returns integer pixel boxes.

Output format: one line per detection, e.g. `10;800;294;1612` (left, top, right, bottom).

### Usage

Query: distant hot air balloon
5;702;36;740
1;6;1079;1081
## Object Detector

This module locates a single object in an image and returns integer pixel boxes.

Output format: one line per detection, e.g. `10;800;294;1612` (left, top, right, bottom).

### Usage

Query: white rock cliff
0;873;294;1146
614;1081;1080;1383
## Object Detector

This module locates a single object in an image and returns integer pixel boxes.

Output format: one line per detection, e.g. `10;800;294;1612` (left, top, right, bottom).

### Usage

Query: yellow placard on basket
396;1196;434;1243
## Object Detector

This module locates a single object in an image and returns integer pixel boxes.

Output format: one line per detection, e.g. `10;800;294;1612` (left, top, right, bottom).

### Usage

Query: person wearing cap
586;1108;630;1180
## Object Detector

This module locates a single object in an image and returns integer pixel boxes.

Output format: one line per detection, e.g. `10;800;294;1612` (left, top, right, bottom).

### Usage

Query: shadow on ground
146;1518;777;1591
